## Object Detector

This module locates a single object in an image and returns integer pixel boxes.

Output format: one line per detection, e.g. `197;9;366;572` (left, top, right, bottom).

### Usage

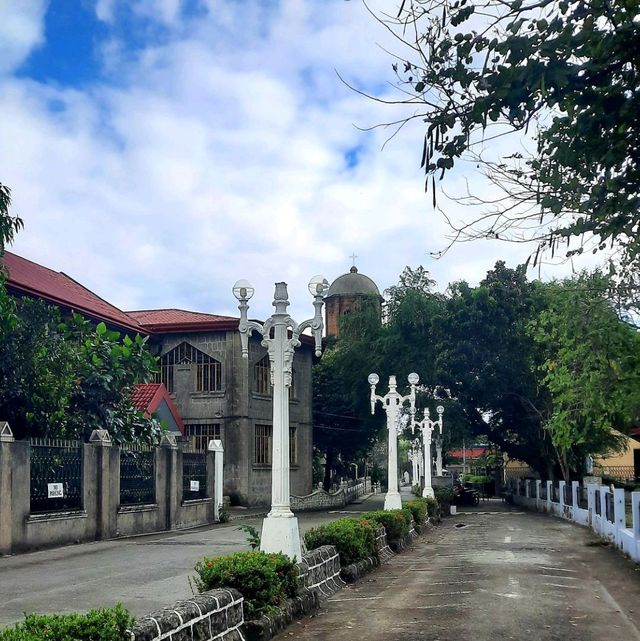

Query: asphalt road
0;494;385;627
275;500;640;641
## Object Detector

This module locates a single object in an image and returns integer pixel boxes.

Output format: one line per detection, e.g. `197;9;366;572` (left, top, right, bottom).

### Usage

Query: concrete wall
148;329;314;508
511;477;640;562
0;433;216;555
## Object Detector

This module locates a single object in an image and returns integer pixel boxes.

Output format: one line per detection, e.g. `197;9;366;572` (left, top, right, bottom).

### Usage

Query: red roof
131;383;185;434
448;447;488;460
128;309;239;333
1;251;145;334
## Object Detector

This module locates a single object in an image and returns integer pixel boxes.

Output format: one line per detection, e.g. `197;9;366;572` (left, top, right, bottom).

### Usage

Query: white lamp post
233;275;328;559
408;439;420;486
368;373;419;510
413;405;445;498
434;435;444;477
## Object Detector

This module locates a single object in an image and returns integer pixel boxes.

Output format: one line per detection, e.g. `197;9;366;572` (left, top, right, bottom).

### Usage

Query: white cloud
0;0;606;324
0;1;48;75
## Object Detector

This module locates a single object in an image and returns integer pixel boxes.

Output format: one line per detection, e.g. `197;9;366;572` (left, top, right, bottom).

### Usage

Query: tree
0;182;22;255
313;297;386;489
530;272;640;479
369;1;640;268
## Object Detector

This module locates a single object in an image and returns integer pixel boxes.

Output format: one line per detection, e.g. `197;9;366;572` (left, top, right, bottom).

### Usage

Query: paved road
0;493;386;627
276;500;640;641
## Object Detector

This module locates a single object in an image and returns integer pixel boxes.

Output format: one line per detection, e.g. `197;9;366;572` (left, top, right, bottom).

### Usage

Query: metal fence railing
595;465;637;483
120;444;156;506
182;452;207;500
29;438;83;513
606;492;615;523
579;486;588;509
595;490;601;516
563;483;573;506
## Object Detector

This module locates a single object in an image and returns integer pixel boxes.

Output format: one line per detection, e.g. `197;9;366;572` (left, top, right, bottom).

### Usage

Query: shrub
404;499;428;527
364;508;412;541
411;484;422;497
434;486;455;515
0;605;133;641
304;517;377;565
424;497;439;517
192;551;297;618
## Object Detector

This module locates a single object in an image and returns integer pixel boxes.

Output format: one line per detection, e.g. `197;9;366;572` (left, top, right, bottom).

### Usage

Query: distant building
1;251;314;506
324;265;383;337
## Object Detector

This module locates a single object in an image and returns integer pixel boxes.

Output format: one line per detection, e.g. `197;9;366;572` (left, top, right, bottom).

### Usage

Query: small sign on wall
48;483;64;499
190;480;200;492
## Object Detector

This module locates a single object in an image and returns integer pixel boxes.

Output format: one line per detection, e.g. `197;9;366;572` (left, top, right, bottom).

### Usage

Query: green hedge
193;551;297;618
434;486;454;515
404;499;428;527
0;605;133;641
364;508;412;541
304;517;377;566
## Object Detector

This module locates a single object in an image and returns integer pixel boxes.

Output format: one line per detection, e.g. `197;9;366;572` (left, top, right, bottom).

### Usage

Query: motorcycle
453;482;480;506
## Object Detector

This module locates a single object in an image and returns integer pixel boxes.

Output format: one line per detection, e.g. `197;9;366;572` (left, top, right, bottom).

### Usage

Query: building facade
1;252;314;507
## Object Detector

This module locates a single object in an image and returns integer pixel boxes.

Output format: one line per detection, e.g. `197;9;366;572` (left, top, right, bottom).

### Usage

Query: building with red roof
131;383;185;435
1;250;315;507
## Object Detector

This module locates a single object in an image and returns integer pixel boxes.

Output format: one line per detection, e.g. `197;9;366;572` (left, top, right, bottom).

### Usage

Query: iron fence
595;490;601;516
29;438;83;513
563;483;573;506
578;486;588;509
606;492;615;523
120;444;156;506
540;483;547;500
182;452;207;500
552;483;559;503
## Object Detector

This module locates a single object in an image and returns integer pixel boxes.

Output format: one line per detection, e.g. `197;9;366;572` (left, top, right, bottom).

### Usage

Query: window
255;424;272;465
289;427;297;465
255;356;271;395
157;342;221;393
185;424;221;451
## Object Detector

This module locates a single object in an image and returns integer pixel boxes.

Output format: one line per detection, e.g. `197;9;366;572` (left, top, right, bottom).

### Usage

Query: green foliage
237;524;261;550
434;487;454;515
0;604;133;641
423;497;439;518
0;289;161;442
192;551;297;618
529;271;640;478
303;517;377;566
364;508;412;541
379;2;640;273
0;182;23;256
411;484;422;497
404;499;428;527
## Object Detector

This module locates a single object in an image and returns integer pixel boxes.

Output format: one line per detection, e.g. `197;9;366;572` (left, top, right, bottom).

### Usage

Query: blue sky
0;1;597;321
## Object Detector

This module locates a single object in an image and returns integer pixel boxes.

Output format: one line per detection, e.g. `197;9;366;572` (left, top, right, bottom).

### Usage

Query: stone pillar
208;439;224;522
535;480;542;506
613;487;626;546
525;480;530;499
160;433;178;531
587;483;596;528
0;423;15;555
632;491;640;542
89;429;113;540
546;480;553;511
559;481;566;508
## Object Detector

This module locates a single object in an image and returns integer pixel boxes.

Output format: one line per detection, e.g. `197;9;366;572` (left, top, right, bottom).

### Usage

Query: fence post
160;433;178;531
571;481;579;516
613;487;626;547
535;480;542;509
546;480;552;512
516;479;521;496
525;480;531;499
559;481;566;512
208;440;224;522
89;429;113;540
632;492;640;559
0;423;15;555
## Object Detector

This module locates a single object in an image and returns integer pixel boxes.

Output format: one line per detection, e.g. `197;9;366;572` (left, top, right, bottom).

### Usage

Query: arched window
254;355;271;395
158;342;221;393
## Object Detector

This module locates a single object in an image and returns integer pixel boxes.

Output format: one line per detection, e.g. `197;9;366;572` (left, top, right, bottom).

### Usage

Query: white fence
510;478;640;562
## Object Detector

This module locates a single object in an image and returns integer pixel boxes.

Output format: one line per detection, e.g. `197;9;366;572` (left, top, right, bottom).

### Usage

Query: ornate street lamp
233;275;328;559
368;372;419;510
434;435;444;477
408;438;421;487
413;405;445;498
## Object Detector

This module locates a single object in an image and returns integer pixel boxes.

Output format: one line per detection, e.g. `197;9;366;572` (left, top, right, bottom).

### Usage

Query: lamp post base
384;491;402;511
259;513;302;560
422;486;435;499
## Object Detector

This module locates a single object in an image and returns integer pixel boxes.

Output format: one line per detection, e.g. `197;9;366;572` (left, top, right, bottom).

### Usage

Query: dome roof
325;266;382;300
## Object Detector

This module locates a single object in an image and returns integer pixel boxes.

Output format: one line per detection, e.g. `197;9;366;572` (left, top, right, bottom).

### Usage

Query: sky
0;0;600;321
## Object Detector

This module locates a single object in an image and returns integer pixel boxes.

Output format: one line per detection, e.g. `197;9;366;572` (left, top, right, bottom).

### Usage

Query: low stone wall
130;588;244;641
290;480;368;512
297;545;345;597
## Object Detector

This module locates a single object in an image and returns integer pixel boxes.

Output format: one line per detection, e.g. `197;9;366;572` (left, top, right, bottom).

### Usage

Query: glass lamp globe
368;373;379;386
408;372;420;385
436;405;445;415
232;279;255;301
308;275;329;297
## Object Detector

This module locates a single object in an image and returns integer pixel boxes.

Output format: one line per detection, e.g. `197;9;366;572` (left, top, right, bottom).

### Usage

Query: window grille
157;342;221;393
255;356;271;395
255;424;272;465
185;423;221;452
289;426;297;465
